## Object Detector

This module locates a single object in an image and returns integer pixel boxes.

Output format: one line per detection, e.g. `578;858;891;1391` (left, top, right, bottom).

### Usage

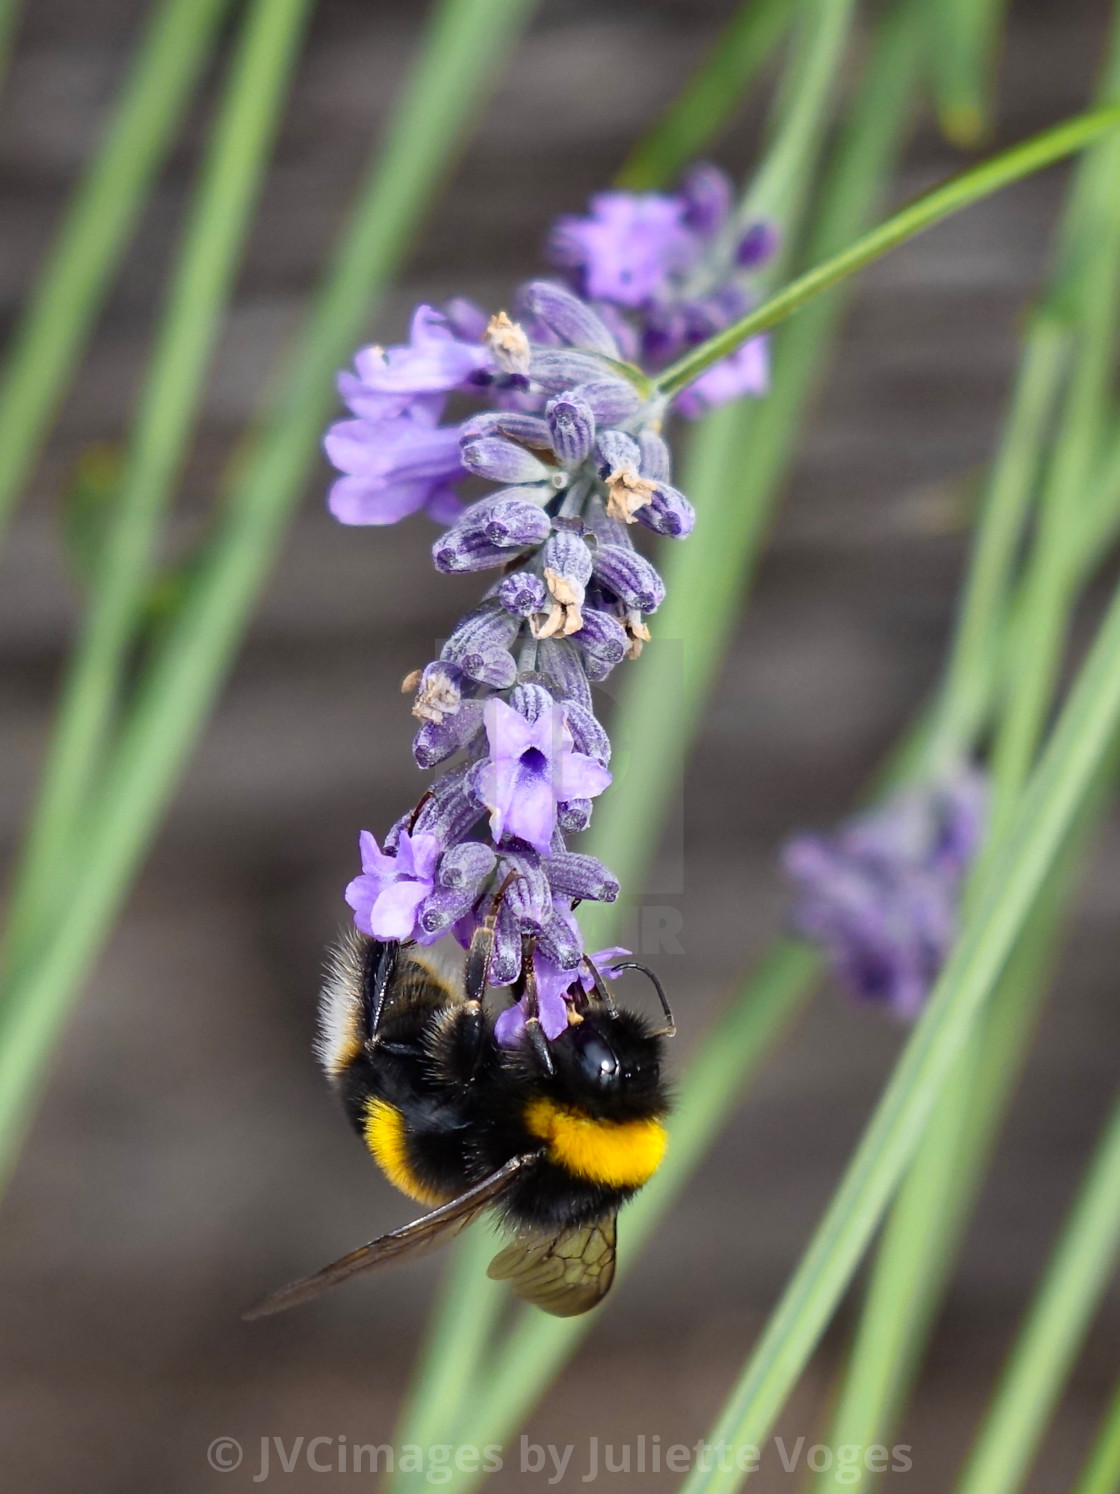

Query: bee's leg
519;934;555;1078
365;939;400;1041
460;872;521;1077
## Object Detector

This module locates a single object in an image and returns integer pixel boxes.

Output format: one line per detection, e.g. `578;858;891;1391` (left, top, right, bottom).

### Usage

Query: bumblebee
246;903;674;1319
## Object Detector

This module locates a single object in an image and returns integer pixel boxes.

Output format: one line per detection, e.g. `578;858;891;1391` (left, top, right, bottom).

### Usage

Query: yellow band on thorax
364;1098;449;1206
523;1096;666;1189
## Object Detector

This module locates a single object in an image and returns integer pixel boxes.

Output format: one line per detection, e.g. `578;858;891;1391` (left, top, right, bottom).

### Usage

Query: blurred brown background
1;0;1119;1489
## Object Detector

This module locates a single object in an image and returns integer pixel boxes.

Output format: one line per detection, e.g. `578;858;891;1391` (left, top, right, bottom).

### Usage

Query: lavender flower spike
327;154;777;1014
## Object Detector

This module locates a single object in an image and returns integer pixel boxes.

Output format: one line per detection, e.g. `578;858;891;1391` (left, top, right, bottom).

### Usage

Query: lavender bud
520;280;621;358
460;410;553;447
680;162;732;234
571;377;642;424
580;653;614;683
489;900;522;985
435;494;550;569
542;530;593;594
545;852;620;903
438;841;497;892
441;296;489;340
592;543;666;612
500;849;551;931
464;647;517;688
441;606;520;687
497;570;548;617
530;347;611;394
736;219;779;269
481;497;552;549
433;532;514;574
412;764;486;843
508;681;556;723
537;905;583;969
460;435;550;485
638;429;671;483
537;637;592;711
417;885;479;937
574;606;627;664
556;798;592;833
442;605;520;664
563;701;611;765
546;391;595;467
594;428;642;479
636;481;696;539
413;700;484;768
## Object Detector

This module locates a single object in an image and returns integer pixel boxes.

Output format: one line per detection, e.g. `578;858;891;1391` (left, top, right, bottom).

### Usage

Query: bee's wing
244;1152;541;1320
486;1215;617;1317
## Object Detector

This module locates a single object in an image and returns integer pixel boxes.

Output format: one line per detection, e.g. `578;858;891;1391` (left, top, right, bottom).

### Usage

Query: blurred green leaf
617;0;798;189
59;445;125;594
0;0;235;539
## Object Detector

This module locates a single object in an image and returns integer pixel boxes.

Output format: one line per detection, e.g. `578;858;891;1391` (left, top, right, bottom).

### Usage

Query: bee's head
544;1006;669;1122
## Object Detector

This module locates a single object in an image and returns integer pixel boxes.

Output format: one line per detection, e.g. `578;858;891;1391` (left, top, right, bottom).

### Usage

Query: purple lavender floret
782;768;989;1020
325;158;776;1024
548;163;777;419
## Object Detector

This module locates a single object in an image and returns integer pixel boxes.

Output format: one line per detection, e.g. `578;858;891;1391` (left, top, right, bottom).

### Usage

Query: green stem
953;1085;1120;1494
616;0;798;191
676;559;1120;1494
655;104;1120;399
0;0;235;538
0;0;314;984
1073;1373;1120;1494
0;0;538;1187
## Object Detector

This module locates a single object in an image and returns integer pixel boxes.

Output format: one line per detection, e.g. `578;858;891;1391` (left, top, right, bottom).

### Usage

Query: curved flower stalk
324;175;769;1038
782;765;989;1019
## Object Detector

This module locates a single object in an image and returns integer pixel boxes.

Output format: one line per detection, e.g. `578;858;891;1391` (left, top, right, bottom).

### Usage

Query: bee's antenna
610;961;675;1038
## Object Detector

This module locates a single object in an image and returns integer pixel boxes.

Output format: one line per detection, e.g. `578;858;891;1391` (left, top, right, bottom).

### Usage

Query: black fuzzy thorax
330;935;671;1231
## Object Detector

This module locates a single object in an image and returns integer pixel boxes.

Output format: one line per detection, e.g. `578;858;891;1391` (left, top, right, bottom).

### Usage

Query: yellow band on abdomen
364;1098;449;1206
523;1096;666;1189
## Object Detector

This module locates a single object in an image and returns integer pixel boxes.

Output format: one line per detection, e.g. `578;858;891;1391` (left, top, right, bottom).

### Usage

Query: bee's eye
571;1026;619;1084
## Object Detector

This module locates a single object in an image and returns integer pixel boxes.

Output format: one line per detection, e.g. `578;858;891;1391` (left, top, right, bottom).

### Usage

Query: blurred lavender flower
326;160;774;1024
782;768;988;1020
548;163;777;417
